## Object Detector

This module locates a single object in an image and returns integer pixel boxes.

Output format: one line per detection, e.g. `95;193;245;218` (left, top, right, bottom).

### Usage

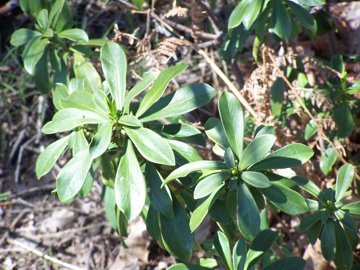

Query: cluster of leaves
9;0;360;270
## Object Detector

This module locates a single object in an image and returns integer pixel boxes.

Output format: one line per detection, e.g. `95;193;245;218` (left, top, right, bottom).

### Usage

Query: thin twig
7;238;83;270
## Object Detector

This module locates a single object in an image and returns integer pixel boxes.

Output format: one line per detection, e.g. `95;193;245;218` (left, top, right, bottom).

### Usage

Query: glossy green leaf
49;0;65;26
56;150;92;202
270;78;285;117
145;163;173;217
168;140;202;165
70;130;88;155
304;120;317;141
245;229;278;269
89;122;113;159
164;161;227;185
271;0;291;40
23;38;48;75
168;264;211;270
118;115;142;127
232;239;246;270
204;117;229;149
334;222;353;270
228;0;264;30
34;48;51;93
213;231;233;270
237;182;260;240
194;172;230;199
36;9;49;30
239;134;276;170
218;91;244;160
321;220;336;260
53;0;73;32
103;186;117;230
140;83;216;122
320;146;338;176
342;201;360;216
73;53;101;92
10;29;41;47
335;164;354;202
114;140;146;220
101;42;127;110
42;108;108;134
61;90;109;117
259;183;308;215
136;63;187;117
58;28;89;42
250;143;313;170
241;171;271;188
333;103;353;138
254;125;275;137
263;257;306;270
190;184;224;232
300;211;325;231
307;220;323;244
347;81;360;94
288;2;317;34
292;176;321;197
124;127;175;165
36;135;69;178
160;201;193;261
124;72;157;113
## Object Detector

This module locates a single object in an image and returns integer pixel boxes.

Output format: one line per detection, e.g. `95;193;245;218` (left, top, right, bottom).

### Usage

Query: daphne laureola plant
10;0;360;269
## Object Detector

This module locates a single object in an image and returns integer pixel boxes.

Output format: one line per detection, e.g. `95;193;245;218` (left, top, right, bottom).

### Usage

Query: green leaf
342;201;360;216
34;48;51;93
20;0;48;16
53;0;73;32
321;220;336;260
140;83;216;122
239;135;276;170
36;9;49;30
10;29;41;47
218;91;244;160
237;182;260;240
101;42;127;110
288;2;317;34
347;81;360;94
48;0;65;26
213;231;233;270
335;164;354;202
118;115;142;127
70;130;88;155
245;229;278;268
333;103;353;138
259;183;308;215
164;161;227;185
103;186;117;230
271;0;291;40
334;222;353;270
124;127;175;165
270;78;285;117
56;150;92;202
232;239;247;270
320;146;338;176
263;257;306;270
58;29;89;42
131;0;144;9
168;140;202;165
124;72;157;113
205;117;230;150
228;0;264;30
168;264;211;270
136;63;187;117
36;135;69;178
190;184;224;232
73;53;101;92
145;163;173;217
42;108;108;134
194;172;230;199
160;201;193;261
304;120;317;141
89;122;113;159
307;220;323;244
114;140;146;220
250;144;314;170
241;171;271;188
300;211;325;231
292;176;321;197
23;38;48;75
